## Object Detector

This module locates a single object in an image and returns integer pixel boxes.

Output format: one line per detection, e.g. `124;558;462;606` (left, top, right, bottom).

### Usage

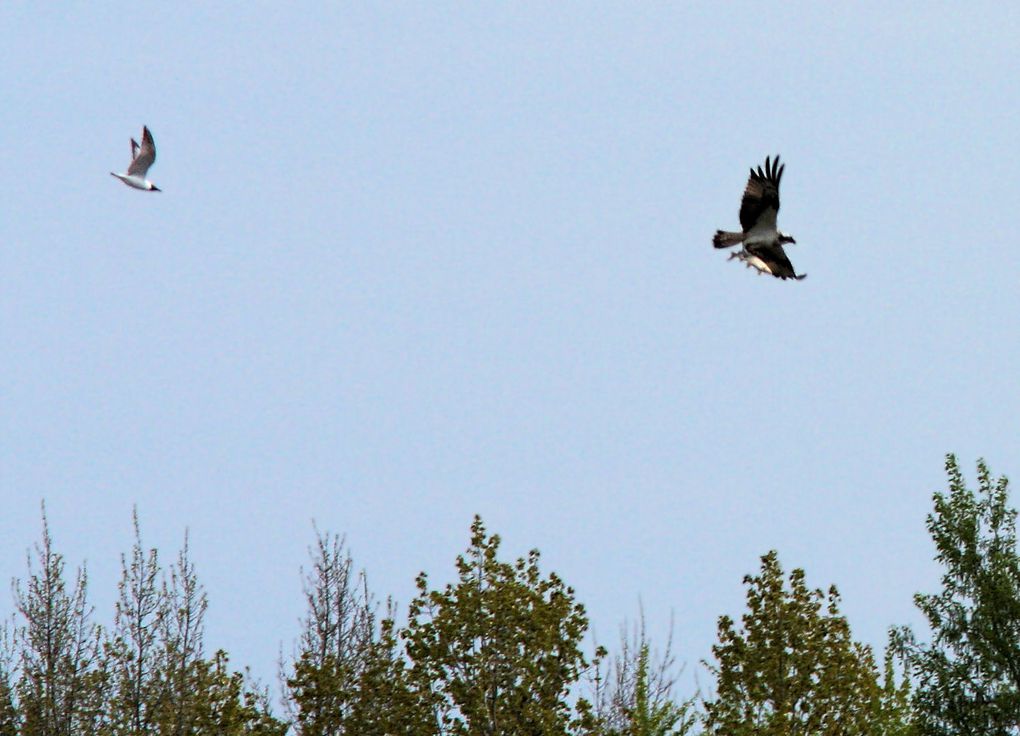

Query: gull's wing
131;138;139;161
127;126;156;176
738;155;783;233
746;240;805;280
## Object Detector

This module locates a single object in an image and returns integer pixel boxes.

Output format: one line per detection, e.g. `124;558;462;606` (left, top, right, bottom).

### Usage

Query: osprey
713;155;803;280
110;126;161;192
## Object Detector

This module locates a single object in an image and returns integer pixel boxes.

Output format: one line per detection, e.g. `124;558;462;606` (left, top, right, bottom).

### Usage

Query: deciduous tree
13;507;103;736
703;551;883;735
0;622;19;736
284;528;407;735
151;532;284;735
403;515;591;736
105;509;164;735
893;455;1020;734
585;615;694;736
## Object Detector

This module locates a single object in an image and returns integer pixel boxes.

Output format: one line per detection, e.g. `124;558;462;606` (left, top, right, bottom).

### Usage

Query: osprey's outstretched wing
745;241;805;280
127;126;156;177
738;155;783;233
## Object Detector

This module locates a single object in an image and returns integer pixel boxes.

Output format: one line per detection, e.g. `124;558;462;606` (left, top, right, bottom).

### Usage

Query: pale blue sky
2;3;1019;695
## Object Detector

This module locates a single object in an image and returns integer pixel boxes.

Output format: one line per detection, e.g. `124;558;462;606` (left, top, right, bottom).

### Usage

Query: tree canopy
10;456;1020;735
894;456;1020;735
404;515;593;735
702;550;891;735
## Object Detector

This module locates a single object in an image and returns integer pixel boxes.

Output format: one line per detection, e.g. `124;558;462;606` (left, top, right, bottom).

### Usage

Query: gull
110;126;161;191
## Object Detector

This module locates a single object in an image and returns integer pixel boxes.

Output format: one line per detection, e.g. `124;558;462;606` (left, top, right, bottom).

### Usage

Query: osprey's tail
713;230;744;249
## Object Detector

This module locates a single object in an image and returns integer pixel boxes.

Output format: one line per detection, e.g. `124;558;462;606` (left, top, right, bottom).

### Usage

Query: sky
2;2;1019;699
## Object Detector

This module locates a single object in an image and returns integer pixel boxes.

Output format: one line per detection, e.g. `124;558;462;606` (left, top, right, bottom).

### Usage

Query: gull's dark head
779;231;796;245
150;185;161;192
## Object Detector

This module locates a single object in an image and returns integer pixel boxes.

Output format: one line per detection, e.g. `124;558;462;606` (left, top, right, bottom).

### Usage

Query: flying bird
110;126;161;191
713;155;803;280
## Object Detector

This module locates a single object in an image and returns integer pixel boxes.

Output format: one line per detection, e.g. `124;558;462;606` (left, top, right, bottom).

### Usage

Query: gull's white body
111;126;160;192
110;173;154;190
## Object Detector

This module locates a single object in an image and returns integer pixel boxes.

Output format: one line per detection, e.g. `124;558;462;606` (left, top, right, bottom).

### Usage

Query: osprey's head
779;231;796;245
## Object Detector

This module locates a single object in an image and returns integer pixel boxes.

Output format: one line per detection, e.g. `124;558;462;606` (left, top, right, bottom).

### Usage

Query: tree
151;532;284;735
0;622;19;736
624;645;694;736
703;550;884;735
183;650;286;736
403;515;592;736
12;506;104;736
893;455;1020;734
105;509;164;735
155;530;209;735
283;527;413;736
3;509;284;734
341;614;432;736
585;615;695;736
873;646;916;736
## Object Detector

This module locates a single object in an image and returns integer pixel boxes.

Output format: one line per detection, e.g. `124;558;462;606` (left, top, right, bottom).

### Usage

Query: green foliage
341;617;432;736
171;650;286;736
4;509;284;736
146;538;284;736
0;624;19;736
893;455;1020;734
583;616;695;736
287;631;420;736
0;674;17;736
703;550;884;735
284;530;427;735
284;529;375;735
1;503;933;736
628;645;695;736
287;651;349;735
872;646;916;736
403;515;591;736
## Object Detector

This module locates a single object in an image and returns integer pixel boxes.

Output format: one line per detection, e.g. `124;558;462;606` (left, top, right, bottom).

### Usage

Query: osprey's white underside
743;217;779;246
